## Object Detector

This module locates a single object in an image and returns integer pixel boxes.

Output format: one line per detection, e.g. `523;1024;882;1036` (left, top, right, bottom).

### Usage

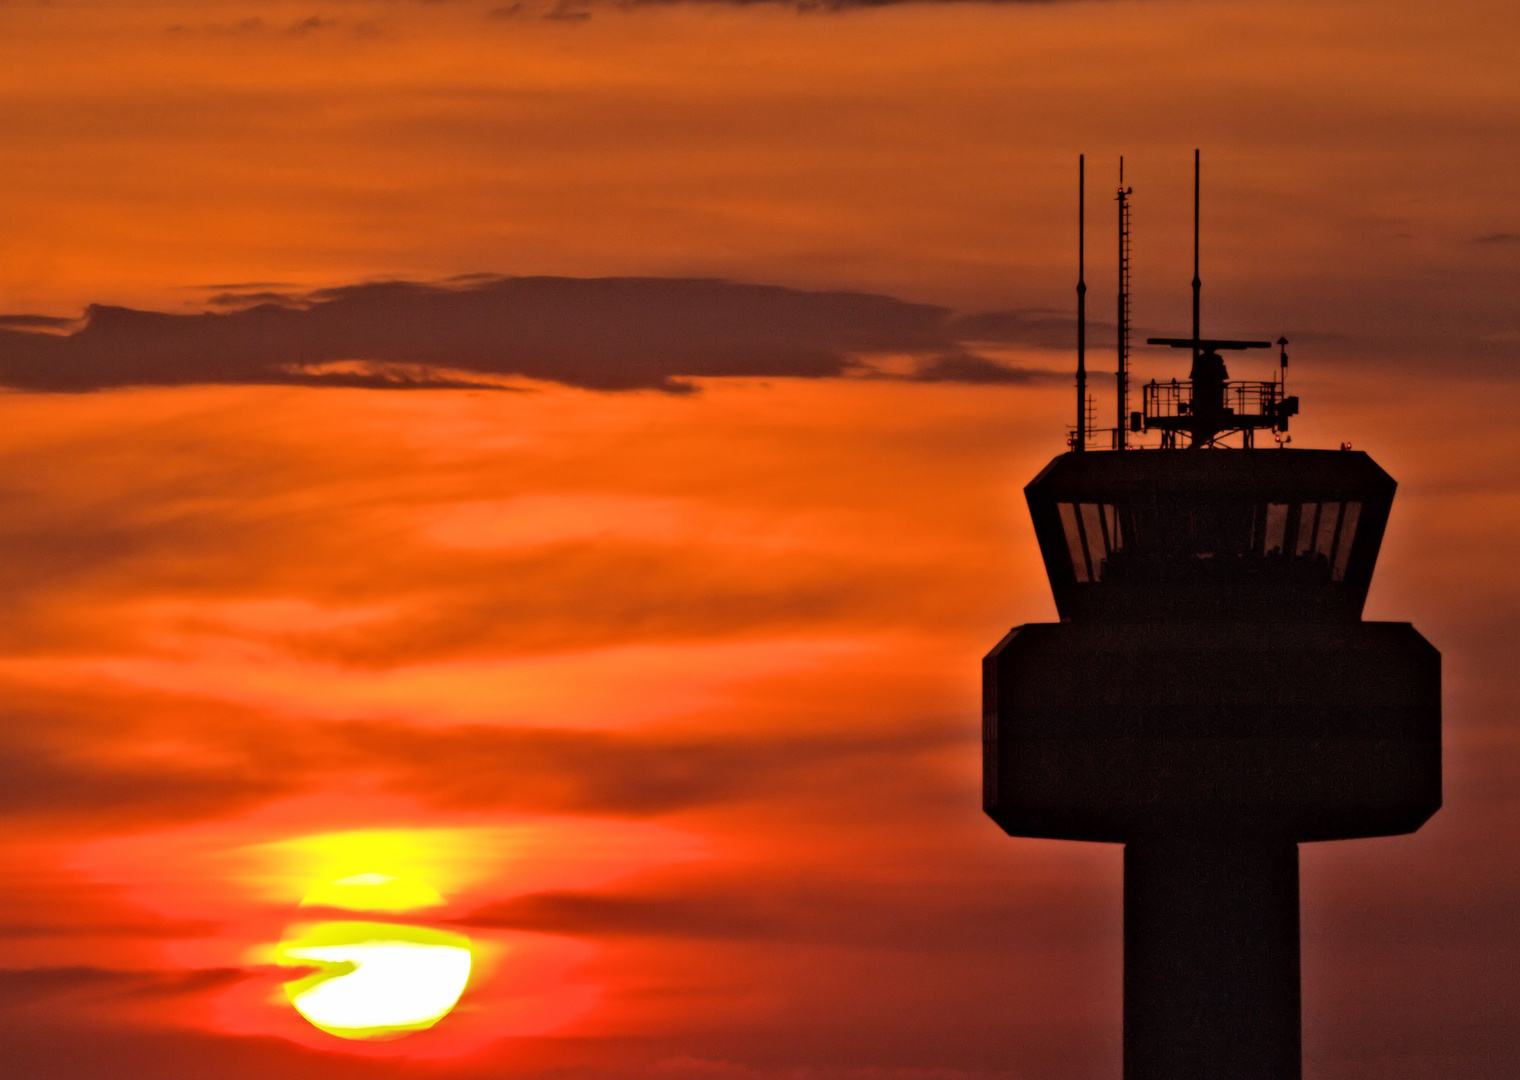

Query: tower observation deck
983;154;1441;1080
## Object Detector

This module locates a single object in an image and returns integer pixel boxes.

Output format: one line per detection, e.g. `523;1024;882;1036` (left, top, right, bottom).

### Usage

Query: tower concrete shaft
1125;839;1300;1080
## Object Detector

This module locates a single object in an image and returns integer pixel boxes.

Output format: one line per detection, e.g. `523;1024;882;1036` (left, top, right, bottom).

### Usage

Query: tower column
1123;837;1301;1080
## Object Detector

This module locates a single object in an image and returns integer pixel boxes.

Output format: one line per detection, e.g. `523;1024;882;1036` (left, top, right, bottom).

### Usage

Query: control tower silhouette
983;153;1441;1080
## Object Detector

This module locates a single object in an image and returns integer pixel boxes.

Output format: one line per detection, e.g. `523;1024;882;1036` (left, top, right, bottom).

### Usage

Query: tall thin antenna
1116;157;1132;449
1076;154;1087;453
1191;148;1201;369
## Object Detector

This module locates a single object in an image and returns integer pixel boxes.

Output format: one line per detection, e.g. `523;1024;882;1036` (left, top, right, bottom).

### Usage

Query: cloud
453;872;1108;950
527;0;1093;14
0;277;1063;394
0;314;77;332
948;308;1102;350
344;720;966;816
907;351;1061;385
0;965;251;1009
458;888;780;940
204;292;302;309
0;666;965;828
0;917;218;941
0;1007;427;1080
0;694;299;828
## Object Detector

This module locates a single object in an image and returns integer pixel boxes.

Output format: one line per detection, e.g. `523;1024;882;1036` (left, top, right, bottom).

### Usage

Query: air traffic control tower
983;155;1441;1080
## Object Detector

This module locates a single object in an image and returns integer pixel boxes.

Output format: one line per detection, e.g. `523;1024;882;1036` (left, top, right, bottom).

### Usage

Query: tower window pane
1332;502;1361;581
1059;502;1090;583
1264;503;1288;554
1104;504;1123;551
1295;503;1318;556
1315;501;1341;558
1081;503;1108;579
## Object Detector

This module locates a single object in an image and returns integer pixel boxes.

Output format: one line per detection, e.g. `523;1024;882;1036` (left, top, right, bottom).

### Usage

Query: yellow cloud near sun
238;827;502;910
301;873;446;913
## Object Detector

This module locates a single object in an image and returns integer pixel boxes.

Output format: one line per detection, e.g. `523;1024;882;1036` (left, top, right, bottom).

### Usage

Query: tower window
1056;498;1363;585
1058;502;1123;582
1283;501;1362;580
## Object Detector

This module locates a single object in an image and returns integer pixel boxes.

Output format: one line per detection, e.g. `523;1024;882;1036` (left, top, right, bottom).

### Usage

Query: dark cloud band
0;276;1066;393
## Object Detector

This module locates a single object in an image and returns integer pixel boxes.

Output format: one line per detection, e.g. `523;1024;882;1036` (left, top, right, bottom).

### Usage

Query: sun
277;921;474;1040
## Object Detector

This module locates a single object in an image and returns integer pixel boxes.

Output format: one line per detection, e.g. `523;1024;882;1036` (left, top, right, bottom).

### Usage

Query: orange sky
0;1;1518;1078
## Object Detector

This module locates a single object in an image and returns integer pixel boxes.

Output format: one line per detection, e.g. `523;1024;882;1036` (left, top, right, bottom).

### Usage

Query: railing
1138;379;1297;447
1070;380;1297;450
1142;379;1285;421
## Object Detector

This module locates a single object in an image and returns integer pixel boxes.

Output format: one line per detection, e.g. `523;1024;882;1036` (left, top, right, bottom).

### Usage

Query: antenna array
1075;155;1087;452
1116;159;1132;449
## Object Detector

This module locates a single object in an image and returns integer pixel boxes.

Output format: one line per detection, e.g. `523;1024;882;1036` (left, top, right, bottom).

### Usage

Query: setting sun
277;922;475;1040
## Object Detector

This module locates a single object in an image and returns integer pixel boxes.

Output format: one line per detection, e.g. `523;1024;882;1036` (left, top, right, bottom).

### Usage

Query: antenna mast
1076;154;1087;453
1191;149;1201;370
1116;158;1132;449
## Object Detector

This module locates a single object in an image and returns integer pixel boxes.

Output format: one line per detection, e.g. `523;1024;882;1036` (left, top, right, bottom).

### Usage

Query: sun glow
277;922;475;1041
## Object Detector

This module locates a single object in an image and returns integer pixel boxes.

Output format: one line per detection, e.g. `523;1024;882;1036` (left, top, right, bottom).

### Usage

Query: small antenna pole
1116;157;1131;449
1191;149;1201;369
1076;154;1087;453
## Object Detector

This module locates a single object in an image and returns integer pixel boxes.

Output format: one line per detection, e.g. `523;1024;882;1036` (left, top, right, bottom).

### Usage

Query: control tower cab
982;154;1440;1080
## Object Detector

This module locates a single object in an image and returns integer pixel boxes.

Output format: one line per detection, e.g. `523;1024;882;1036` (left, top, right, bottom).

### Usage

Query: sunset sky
0;0;1517;1077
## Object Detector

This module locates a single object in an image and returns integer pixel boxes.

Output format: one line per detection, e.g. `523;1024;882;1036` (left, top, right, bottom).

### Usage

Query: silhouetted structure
983;153;1441;1080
